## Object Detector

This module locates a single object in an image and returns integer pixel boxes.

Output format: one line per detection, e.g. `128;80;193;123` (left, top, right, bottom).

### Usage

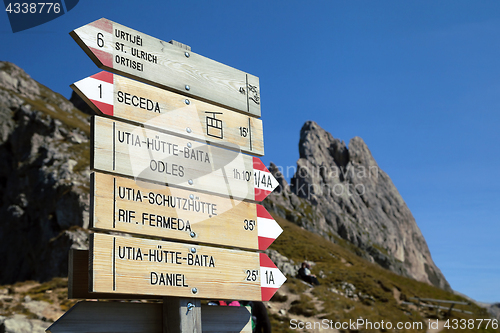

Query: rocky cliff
264;121;451;291
0;62;90;284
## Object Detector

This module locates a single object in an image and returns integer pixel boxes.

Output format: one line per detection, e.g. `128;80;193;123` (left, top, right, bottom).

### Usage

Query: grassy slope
268;214;497;332
0;215;497;332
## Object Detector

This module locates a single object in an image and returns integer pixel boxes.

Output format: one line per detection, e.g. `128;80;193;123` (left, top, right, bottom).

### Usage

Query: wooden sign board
70;18;260;117
69;249;159;300
90;233;286;301
91;172;282;250
47;301;252;333
71;72;264;156
91;116;278;202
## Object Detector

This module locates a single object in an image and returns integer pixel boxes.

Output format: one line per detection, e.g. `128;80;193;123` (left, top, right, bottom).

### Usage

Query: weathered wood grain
91;172;281;250
70;18;260;117
163;297;201;333
68;249;160;300
71;72;264;156
89;233;263;300
91;116;278;202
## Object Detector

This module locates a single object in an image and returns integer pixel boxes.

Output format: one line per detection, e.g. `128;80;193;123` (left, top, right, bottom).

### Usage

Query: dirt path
268;283;340;333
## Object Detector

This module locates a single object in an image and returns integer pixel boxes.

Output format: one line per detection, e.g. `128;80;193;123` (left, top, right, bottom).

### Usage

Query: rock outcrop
0;62;90;284
264;121;451;291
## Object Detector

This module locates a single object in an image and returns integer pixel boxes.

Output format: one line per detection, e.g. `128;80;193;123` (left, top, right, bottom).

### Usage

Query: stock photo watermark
271;163;379;199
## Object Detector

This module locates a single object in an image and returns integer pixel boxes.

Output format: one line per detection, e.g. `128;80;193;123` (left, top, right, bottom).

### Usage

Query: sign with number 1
71;72;264;156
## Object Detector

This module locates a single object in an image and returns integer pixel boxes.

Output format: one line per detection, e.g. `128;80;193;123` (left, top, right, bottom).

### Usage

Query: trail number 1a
265;270;275;285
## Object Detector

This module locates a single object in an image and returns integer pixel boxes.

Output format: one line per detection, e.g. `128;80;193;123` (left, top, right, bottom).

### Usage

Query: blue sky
1;1;499;303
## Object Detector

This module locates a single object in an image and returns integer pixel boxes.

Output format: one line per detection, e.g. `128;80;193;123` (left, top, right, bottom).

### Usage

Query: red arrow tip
252;157;270;173
90;71;113;84
92;100;114;116
256;204;273;219
89;18;113;33
261;287;279;302
259;253;276;268
89;47;113;68
258;237;275;251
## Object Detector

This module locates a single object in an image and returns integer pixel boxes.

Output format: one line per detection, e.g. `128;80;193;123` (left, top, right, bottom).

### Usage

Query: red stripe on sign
90;47;113;68
89;18;113;33
253;157;270;172
258;236;275;251
254;188;271;202
256;204;273;220
259;253;276;268
91;99;114;116
261;287;278;302
90;71;113;84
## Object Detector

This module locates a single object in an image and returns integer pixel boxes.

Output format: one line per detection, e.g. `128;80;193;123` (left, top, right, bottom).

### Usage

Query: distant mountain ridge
264;121;451;291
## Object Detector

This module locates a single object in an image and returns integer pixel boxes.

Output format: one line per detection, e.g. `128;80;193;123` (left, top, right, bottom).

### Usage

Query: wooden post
446;303;455;317
163;297;201;333
69;18;282;333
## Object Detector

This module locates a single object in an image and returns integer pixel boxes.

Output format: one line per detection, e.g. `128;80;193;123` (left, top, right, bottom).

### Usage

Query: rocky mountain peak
0;62;40;98
265;121;451;291
299;121;349;171
0;61;90;284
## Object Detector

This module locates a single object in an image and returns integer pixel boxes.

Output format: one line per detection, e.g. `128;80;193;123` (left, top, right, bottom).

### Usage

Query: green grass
65;140;90;173
0;80;91;136
268;214;499;332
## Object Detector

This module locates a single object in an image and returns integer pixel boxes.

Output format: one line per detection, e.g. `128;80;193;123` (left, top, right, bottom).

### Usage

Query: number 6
97;32;104;47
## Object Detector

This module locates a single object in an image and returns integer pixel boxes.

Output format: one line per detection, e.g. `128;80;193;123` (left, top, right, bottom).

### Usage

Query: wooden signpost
91;172;282;250
92;116;278;201
70;18;261;116
90;233;286;301
57;17;285;333
71;72;264;156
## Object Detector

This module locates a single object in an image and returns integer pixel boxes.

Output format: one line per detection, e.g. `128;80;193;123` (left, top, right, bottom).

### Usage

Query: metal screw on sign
187;142;192;148
191;288;198;294
189;194;194;199
185;302;196;315
185;52;190;58
190;248;196;253
188;179;193;185
190;231;196;238
184;99;190;105
186;127;192;133
185;85;190;91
